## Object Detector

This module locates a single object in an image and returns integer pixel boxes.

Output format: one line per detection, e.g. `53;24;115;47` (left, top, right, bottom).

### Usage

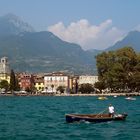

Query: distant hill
0;14;96;74
106;31;140;52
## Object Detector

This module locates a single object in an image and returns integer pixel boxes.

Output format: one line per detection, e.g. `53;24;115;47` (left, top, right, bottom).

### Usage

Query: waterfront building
0;57;10;83
44;72;70;93
78;75;98;86
18;73;34;91
34;75;44;92
69;75;79;93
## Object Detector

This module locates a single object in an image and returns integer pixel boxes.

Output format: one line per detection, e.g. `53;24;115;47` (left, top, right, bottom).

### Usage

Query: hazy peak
0;13;34;34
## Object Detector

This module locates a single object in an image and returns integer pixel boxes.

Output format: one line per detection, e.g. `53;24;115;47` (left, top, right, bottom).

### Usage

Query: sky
0;0;140;50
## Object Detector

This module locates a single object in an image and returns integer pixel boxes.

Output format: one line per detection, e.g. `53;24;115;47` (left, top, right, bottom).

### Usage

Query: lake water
0;96;139;140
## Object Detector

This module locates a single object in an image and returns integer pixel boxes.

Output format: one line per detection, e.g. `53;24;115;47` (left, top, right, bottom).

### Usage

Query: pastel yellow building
34;75;44;92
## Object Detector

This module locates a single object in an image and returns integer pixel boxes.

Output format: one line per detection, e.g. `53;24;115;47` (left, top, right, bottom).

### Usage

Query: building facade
19;73;34;91
44;72;70;93
78;75;98;86
34;75;44;92
69;76;79;93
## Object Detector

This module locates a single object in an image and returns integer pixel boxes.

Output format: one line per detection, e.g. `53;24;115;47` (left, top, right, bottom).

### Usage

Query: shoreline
0;92;140;97
55;93;140;96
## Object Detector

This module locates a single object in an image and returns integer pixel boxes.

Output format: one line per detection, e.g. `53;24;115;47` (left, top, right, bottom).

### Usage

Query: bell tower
0;57;10;74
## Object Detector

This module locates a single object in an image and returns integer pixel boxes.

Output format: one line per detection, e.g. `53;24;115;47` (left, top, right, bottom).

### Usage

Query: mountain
106;31;140;52
0;13;34;36
2;14;140;74
0;31;96;74
0;14;96;74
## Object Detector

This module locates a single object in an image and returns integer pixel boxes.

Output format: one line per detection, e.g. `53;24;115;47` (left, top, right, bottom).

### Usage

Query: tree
96;47;139;93
0;80;9;92
78;83;94;93
94;81;106;93
56;86;65;94
9;69;16;92
15;77;20;91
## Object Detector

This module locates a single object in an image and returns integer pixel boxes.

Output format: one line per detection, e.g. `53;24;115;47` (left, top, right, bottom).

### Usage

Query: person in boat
108;104;115;117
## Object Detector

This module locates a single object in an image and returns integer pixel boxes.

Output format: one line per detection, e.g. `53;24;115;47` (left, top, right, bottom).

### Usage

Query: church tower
0;57;10;82
0;57;10;74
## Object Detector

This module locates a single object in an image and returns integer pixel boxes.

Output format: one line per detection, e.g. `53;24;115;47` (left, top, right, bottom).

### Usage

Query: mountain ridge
106;31;140;52
0;14;96;74
1;14;140;74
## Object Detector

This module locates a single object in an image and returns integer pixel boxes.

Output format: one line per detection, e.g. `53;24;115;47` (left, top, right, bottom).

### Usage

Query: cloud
47;19;125;50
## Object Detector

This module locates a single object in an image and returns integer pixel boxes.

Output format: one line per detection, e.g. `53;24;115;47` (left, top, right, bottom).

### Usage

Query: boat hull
98;97;108;100
65;113;127;123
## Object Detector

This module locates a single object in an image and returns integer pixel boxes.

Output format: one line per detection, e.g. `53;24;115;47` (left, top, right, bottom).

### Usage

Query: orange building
18;73;34;91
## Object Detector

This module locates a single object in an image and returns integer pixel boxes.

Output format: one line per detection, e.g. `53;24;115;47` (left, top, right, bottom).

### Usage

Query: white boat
125;97;136;100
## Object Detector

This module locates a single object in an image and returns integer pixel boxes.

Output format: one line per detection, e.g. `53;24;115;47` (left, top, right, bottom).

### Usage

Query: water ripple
0;96;140;139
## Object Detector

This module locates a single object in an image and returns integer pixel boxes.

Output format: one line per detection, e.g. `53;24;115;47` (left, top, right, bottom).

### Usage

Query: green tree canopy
0;80;9;92
56;86;65;94
96;47;140;92
9;69;20;92
79;83;94;93
94;81;106;93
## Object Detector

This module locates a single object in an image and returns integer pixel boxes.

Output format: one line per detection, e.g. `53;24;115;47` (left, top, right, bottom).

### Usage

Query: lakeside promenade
55;92;140;96
1;92;140;96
